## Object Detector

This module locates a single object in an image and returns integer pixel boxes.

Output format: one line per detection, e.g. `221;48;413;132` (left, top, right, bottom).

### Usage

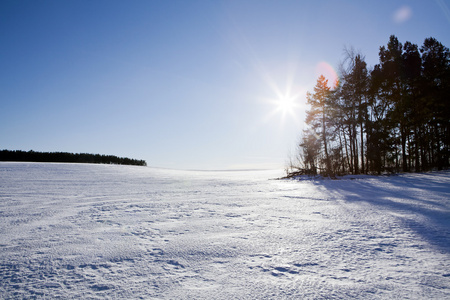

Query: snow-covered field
1;162;449;299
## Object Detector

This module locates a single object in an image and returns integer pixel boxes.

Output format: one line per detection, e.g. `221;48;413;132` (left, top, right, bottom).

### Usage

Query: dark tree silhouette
0;150;147;166
288;35;450;177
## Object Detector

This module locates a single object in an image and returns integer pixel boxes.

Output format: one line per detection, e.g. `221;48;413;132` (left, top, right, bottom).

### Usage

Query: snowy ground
1;162;449;299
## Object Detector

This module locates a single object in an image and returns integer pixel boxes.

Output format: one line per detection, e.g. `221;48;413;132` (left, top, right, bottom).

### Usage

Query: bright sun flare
276;95;297;114
258;61;305;126
263;91;302;127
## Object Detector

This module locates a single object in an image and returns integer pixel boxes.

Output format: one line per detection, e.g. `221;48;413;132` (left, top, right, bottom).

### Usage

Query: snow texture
1;162;449;299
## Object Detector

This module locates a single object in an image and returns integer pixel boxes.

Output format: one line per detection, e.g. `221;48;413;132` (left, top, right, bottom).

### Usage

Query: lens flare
393;5;412;23
315;61;339;89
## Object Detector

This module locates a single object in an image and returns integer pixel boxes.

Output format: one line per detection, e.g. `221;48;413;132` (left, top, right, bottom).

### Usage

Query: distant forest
287;35;450;176
0;150;147;166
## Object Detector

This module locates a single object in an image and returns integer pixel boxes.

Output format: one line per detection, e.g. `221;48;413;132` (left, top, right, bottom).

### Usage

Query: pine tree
402;41;423;171
305;75;333;175
340;54;369;174
421;37;450;169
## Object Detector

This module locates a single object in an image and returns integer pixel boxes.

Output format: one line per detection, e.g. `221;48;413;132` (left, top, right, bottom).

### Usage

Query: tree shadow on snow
313;172;450;253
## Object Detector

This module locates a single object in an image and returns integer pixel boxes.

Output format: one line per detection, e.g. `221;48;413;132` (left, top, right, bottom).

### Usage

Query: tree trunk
414;126;420;172
343;127;351;173
360;121;365;174
353;122;359;174
348;126;354;173
322;110;331;175
401;124;408;172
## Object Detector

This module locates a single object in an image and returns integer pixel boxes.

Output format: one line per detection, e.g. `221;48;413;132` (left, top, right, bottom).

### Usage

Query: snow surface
1;162;449;299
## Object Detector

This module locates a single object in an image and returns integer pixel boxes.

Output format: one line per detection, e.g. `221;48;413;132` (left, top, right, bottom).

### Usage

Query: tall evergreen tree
378;35;410;171
402;41;423;171
340;54;369;173
305;75;333;175
420;37;450;169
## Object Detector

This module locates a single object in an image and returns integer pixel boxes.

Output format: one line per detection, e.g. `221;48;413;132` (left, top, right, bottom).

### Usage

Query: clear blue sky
1;0;449;170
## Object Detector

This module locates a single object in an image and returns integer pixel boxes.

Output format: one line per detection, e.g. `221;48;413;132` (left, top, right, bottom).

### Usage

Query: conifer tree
340;54;369;173
305;75;333;175
421;37;450;169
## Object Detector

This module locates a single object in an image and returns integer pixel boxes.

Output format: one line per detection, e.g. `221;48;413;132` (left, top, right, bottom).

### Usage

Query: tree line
287;35;449;176
0;150;147;166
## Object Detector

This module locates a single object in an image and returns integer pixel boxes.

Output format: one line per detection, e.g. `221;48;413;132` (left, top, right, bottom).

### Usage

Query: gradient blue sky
1;0;449;170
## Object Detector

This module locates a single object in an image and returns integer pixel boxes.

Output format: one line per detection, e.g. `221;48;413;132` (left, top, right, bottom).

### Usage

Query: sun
276;95;297;115
257;59;305;126
270;92;300;121
263;90;303;127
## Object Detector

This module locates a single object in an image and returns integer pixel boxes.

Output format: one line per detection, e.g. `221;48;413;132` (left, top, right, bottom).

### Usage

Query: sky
1;0;449;170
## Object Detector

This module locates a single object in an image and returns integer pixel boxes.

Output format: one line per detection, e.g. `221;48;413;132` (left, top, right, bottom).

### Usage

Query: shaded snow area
1;162;449;299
